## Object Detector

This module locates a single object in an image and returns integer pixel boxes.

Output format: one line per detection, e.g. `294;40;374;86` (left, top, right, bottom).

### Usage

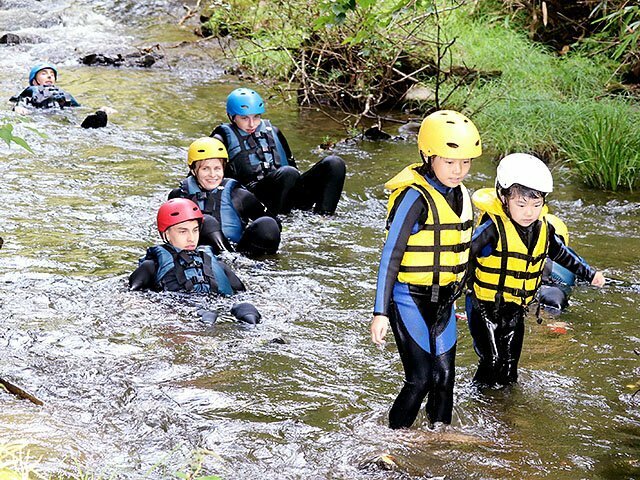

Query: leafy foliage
0;122;33;152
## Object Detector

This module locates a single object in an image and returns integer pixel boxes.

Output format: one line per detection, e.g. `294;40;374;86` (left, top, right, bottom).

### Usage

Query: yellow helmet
545;213;569;245
187;137;228;166
417;110;482;159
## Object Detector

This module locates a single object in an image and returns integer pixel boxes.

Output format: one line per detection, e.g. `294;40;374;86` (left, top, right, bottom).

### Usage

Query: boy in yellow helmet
370;110;482;429
466;153;605;388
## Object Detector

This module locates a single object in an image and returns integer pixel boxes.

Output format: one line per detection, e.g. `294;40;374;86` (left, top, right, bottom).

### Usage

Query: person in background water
9;62;108;128
536;213;579;313
466;153;606;388
129;198;261;324
168;137;281;257
211;87;346;215
370;110;483;429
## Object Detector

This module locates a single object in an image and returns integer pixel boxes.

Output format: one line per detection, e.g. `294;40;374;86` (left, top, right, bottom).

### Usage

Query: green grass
432;9;640;191
560;102;640;191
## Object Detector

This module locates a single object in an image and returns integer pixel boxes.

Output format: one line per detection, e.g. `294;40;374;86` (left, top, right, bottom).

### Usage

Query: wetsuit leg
388;283;457;428
495;305;525;385
236;216;281;256
290;155;346;214
252;166;300;215
466;296;500;387
467;297;526;387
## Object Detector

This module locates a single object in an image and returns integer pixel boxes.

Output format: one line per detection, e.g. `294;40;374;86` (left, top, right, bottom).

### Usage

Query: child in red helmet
129;198;261;324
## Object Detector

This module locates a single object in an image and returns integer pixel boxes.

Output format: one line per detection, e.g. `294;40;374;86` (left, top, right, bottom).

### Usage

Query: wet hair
499;183;546;201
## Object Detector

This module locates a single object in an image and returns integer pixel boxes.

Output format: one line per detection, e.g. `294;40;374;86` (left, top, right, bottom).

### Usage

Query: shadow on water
1;1;640;478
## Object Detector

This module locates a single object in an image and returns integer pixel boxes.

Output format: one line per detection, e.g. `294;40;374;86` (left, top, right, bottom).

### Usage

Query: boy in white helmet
465;153;606;388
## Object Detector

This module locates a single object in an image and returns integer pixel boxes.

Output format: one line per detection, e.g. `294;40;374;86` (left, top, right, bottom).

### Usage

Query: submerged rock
0;33;20;45
80;50;162;68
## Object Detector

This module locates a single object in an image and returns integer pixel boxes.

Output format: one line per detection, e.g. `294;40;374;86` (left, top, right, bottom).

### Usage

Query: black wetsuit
10;85;80;110
373;171;465;427
466;218;596;387
212;122;346;215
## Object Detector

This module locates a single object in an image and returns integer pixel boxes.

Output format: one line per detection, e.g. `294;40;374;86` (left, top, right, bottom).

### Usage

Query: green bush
559;103;640;191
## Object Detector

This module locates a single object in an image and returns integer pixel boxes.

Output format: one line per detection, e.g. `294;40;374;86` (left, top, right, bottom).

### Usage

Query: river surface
1;1;639;479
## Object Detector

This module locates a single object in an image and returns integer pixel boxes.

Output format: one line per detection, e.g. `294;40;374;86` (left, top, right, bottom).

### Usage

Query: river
1;1;639;479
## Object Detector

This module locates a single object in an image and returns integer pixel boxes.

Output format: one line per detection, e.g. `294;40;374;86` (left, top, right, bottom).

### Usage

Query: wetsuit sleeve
464;218;498;289
547;226;596;282
129;259;157;291
66;92;80;107
10;87;33;109
275;128;296;168
220;262;246;292
231;186;277;222
211;127;238;178
167;187;184;200
211;127;228;146
373;188;428;317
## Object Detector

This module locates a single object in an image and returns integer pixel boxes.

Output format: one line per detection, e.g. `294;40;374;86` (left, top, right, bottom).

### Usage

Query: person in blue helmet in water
211;87;346;216
10;63;108;128
168;137;281;257
129;198;261;324
465;154;606;389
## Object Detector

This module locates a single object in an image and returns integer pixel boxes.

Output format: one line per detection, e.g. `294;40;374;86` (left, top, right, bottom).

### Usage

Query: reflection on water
1;1;639;478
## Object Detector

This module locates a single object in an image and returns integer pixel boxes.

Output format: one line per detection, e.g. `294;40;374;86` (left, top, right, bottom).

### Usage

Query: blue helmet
226;88;265;117
29;63;58;85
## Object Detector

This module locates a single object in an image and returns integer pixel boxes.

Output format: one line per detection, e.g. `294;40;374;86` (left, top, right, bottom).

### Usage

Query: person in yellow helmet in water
465;153;606;389
168;137;281;257
370;110;482;429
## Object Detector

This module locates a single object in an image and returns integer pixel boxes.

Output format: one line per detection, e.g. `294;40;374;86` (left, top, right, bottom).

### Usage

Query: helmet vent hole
197;149;205;153
475;140;480;146
446;142;459;148
170;212;180;217
446;121;455;124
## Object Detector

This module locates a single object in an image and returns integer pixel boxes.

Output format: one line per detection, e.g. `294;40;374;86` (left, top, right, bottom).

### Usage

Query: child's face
233;114;262;134
194;158;224;191
431;155;471;188
33;68;56;86
164;219;200;251
506;194;544;227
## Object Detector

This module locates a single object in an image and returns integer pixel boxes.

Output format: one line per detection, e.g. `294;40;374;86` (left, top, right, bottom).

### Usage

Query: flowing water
1;1;639;479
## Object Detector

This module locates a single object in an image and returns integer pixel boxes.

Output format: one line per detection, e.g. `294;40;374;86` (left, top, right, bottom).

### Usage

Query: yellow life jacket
471;188;549;306
385;163;473;287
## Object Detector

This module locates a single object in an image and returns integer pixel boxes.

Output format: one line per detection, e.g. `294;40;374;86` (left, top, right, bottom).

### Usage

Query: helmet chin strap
420;151;435;176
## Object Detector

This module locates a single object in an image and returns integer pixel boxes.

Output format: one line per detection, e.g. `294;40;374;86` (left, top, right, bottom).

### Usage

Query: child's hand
371;315;389;346
591;271;606;287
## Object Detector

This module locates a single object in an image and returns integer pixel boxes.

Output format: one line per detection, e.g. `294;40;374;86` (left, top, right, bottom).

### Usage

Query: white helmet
496;153;553;193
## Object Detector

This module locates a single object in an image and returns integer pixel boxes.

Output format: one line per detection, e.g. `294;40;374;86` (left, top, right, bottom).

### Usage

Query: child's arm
371;188;428;343
547;231;606;287
462;218;498;289
129;259;157;290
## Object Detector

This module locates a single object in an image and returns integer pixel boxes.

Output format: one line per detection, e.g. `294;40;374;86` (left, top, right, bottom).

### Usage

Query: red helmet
156;198;203;233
